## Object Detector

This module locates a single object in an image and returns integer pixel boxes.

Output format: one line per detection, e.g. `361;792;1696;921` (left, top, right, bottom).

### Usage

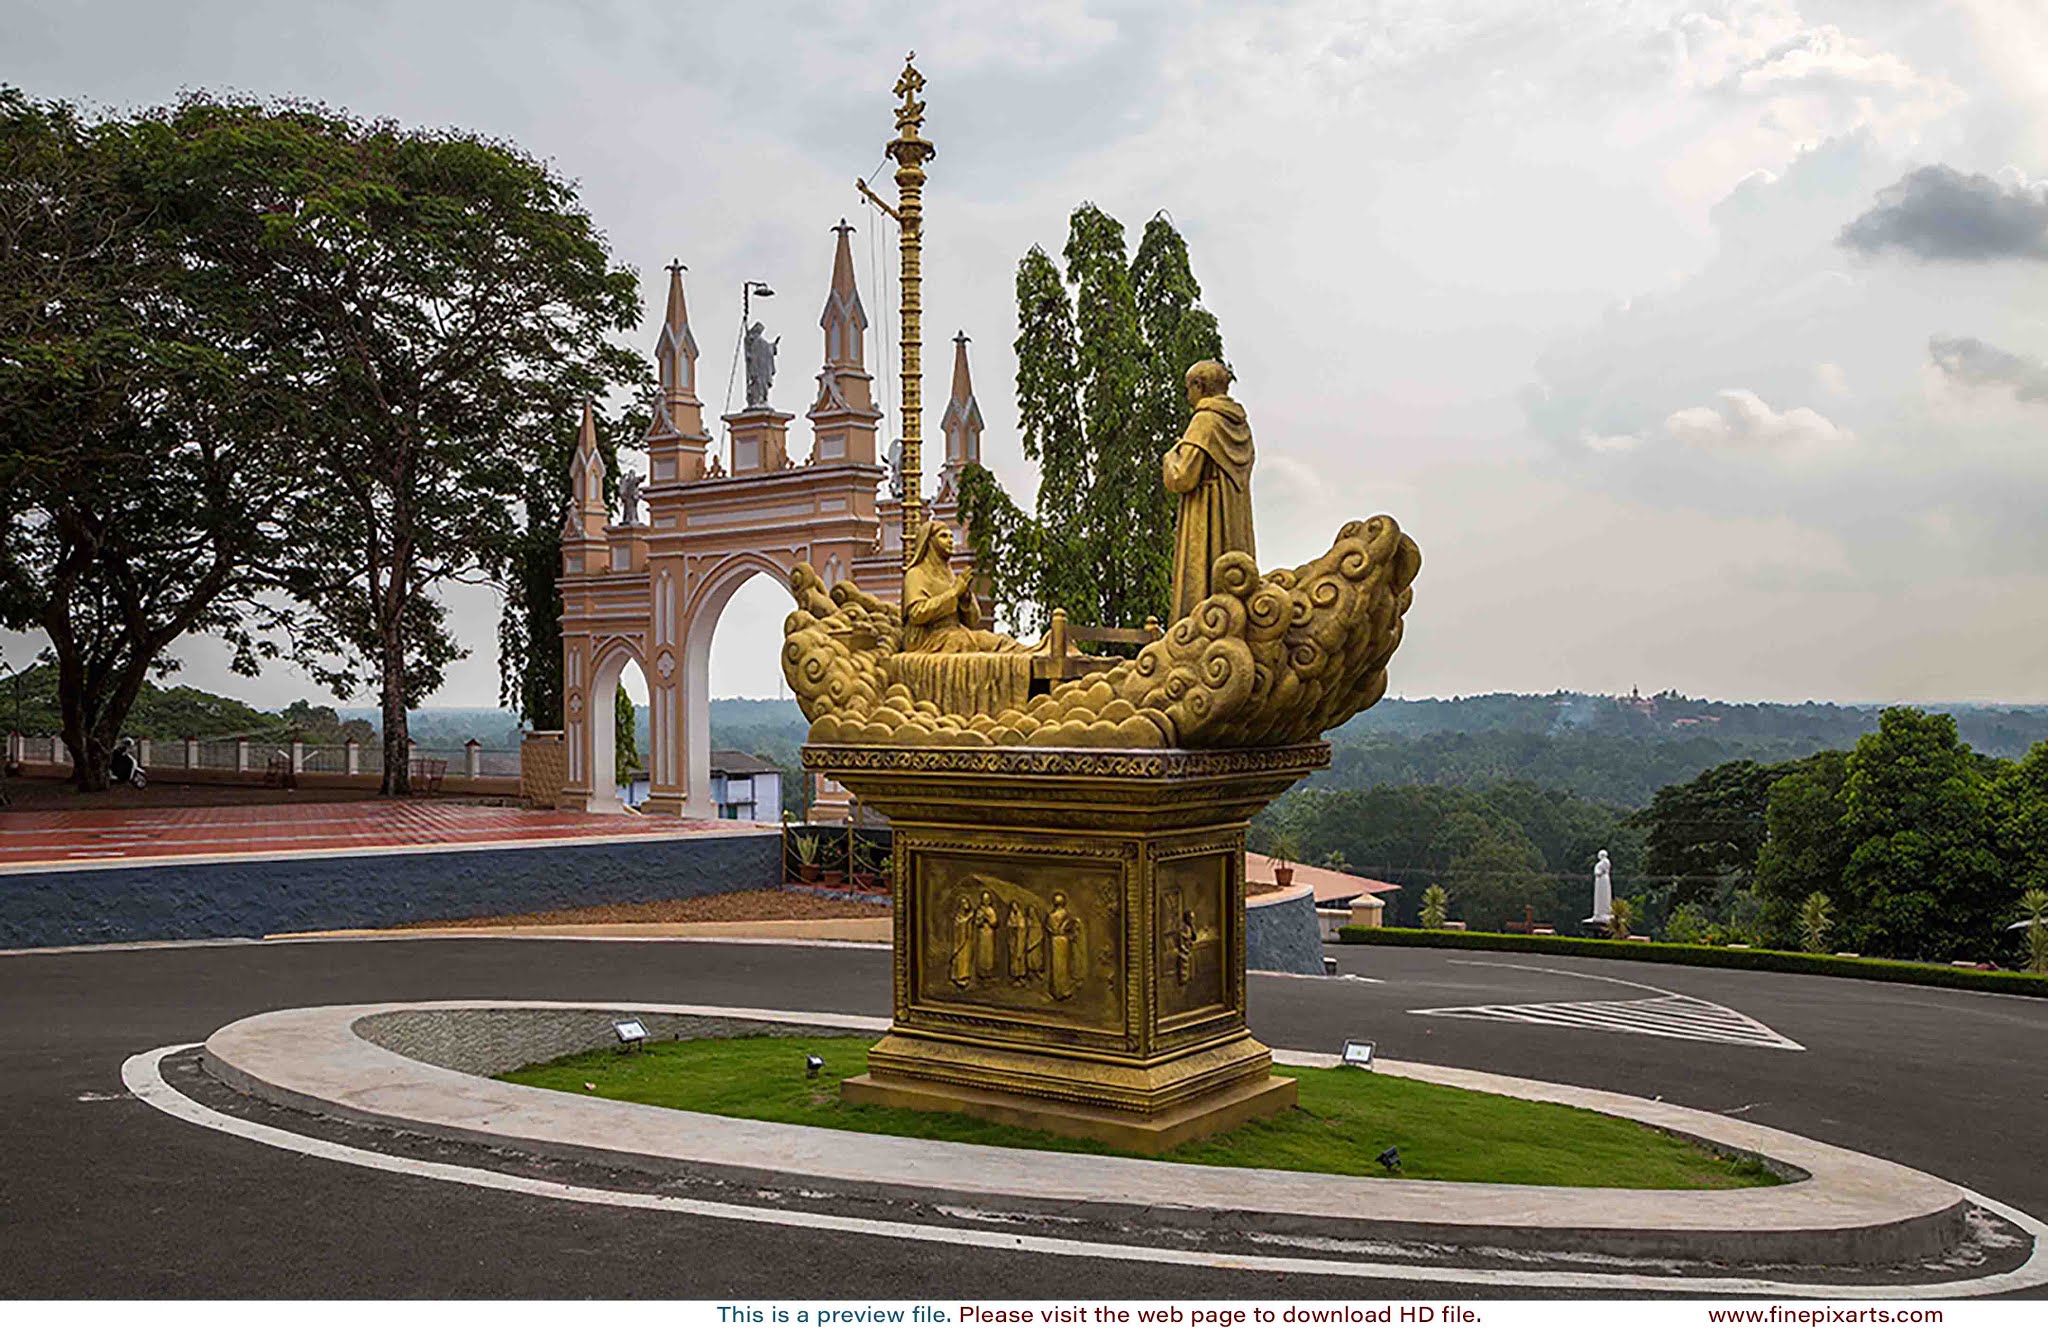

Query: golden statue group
784;355;1420;751
783;55;1420;1151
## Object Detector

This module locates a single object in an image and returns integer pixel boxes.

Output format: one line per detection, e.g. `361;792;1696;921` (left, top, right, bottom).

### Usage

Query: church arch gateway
557;226;985;817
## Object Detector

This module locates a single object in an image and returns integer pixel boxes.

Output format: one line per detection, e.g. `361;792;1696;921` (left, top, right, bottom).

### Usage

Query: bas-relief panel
913;853;1124;1032
1155;852;1227;1019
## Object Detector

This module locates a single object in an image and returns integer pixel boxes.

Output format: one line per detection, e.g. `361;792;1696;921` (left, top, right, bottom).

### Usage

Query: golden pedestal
805;741;1328;1152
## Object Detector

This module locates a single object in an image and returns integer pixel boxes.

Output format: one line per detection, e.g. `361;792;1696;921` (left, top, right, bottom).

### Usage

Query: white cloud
1663;389;1853;452
8;1;2048;706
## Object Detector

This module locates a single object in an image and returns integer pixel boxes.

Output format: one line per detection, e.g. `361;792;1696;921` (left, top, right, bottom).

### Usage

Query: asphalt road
1;936;2042;1298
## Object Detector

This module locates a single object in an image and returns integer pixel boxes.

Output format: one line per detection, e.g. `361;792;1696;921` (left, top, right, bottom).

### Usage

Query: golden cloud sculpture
782;515;1420;750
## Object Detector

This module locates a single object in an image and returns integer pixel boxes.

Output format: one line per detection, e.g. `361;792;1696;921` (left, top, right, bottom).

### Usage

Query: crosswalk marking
1409;992;1804;1051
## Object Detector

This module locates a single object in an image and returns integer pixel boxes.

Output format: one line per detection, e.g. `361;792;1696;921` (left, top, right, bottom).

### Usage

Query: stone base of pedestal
842;1068;1297;1153
803;740;1329;1152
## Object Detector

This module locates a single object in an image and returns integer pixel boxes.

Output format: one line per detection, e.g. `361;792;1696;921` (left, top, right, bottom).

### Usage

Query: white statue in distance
1585;848;1613;926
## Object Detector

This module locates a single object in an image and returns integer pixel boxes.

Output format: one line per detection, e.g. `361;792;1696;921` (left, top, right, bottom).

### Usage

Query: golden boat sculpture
781;515;1420;750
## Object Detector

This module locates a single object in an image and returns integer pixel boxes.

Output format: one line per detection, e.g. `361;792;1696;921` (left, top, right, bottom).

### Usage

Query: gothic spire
819;219;868;371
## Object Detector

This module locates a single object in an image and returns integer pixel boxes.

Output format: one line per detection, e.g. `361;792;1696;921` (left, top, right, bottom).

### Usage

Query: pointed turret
820;219;868;370
645;259;711;486
936;331;983;500
570;398;606;530
808;220;881;466
655;260;700;396
561;399;611;578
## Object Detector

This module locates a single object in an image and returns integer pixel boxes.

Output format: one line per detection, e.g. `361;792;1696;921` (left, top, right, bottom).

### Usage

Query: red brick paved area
0;802;753;867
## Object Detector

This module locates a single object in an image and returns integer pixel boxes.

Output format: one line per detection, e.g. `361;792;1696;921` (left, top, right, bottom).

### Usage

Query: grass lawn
499;1034;1777;1189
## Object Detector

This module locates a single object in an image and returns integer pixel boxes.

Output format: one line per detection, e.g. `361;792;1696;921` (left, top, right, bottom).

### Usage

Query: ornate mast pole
858;53;934;562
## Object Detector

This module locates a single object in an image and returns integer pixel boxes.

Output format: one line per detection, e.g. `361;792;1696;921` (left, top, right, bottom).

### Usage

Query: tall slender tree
959;206;1224;634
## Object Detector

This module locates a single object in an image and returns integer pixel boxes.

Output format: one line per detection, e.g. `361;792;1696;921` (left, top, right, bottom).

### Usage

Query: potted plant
792;832;822;884
821;831;845;887
850;836;878;890
1267;829;1301;887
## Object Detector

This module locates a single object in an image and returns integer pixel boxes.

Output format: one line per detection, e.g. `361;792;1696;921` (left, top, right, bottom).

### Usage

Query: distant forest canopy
12;676;2048;805
1;665;373;745
1261;707;2048;970
1331;689;2048;754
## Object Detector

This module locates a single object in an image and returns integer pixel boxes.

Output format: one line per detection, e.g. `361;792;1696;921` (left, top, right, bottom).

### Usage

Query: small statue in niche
618;469;642;526
744;321;780;408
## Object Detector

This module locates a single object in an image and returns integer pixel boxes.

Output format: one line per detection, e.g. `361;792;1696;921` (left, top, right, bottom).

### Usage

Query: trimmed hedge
1336;926;2048;998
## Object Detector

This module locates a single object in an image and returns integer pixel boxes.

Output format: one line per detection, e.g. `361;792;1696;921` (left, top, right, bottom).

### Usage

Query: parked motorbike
108;738;148;790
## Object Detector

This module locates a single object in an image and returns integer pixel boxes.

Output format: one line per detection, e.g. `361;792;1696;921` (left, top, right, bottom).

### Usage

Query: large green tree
958;207;1224;634
1994;741;2048;902
1638;759;1795;910
1837;708;2006;961
142;96;647;792
1754;751;1851;945
1755;711;2012;960
0;90;307;790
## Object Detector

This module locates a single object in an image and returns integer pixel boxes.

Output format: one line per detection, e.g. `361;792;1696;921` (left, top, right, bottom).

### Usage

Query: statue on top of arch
780;362;1423;751
744;321;780;408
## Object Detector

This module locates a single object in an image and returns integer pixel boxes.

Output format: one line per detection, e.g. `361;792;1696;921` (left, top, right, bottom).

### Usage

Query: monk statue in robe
1162;359;1256;622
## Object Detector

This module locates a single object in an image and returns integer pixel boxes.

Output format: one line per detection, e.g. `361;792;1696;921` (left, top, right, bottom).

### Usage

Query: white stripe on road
1420;961;1805;1050
1410;995;1803;1050
122;1044;2043;1296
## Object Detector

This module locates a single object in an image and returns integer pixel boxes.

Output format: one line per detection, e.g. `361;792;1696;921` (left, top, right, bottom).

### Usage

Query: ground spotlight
805;1054;825;1079
1377;1145;1401;1172
612;1017;647;1054
1341;1039;1375;1069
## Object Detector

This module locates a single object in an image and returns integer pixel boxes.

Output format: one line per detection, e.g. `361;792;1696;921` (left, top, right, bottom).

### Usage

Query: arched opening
682;558;794;821
585;643;652;814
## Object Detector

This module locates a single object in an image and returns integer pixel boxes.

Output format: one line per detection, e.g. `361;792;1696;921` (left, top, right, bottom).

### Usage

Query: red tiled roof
1243;852;1400;904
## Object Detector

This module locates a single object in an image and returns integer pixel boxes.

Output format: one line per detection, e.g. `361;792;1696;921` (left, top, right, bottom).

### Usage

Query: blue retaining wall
1246;885;1325;975
0;831;782;950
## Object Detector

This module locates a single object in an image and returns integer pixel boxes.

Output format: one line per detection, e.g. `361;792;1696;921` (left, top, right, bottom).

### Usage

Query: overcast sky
8;0;2048;709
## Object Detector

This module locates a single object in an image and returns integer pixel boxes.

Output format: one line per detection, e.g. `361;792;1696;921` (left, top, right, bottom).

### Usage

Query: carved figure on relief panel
1006;903;1030;983
1176;910;1197;984
1047;892;1086;1001
949;896;976;988
974;891;1000;978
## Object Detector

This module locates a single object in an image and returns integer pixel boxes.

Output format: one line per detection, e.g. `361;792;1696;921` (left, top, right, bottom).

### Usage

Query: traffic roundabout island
121;997;2048;1297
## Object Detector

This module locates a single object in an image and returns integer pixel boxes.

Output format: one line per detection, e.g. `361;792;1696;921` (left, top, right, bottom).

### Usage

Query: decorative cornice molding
800;743;1331;780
